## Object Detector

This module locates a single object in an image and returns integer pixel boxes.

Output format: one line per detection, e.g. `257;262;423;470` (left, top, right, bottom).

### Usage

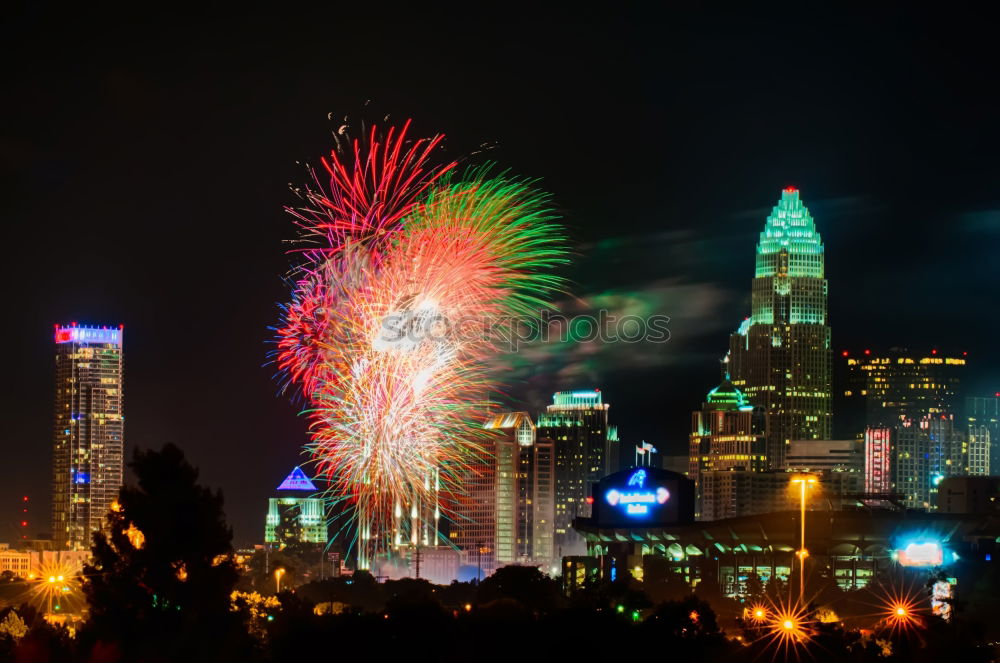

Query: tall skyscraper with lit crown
727;188;832;469
52;323;124;550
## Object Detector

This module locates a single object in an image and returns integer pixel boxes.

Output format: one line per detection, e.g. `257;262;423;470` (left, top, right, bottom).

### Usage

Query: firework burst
275;124;566;565
286;119;456;259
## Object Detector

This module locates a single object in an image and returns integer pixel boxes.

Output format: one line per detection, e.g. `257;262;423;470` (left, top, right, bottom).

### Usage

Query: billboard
590;467;695;528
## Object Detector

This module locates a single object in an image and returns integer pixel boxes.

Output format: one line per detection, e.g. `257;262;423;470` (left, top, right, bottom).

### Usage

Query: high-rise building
843;349;967;431
265;467;327;548
536;390;610;556
52;324;124;550
517;431;556;568
844;350;972;508
966;395;999;475
891;415;968;509
451;412;554;576
864;427;893;494
727;188;832;469
688;378;765;519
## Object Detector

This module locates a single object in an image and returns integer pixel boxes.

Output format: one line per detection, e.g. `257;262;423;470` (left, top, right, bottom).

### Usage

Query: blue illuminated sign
72;471;90;484
606;469;670;517
277;466;318;492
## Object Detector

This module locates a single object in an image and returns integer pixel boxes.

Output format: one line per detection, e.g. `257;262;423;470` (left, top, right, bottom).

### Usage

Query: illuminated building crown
755;187;824;278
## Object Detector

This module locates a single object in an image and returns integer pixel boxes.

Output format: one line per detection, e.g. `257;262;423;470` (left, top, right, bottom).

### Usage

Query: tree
477;566;562;615
641;596;734;660
742;571;765;603
0;609;27;641
78;444;257;662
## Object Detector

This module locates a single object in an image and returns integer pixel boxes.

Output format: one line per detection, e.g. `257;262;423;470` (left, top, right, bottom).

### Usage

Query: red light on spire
842;351;849;357
932;349;937;355
783;186;798;193
864;349;871;356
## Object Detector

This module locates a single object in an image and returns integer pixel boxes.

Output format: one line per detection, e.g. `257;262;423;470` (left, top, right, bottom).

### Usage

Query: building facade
727;188;832;470
936;476;1000;514
844;350;974;509
264;467;327;548
536;390;610;556
569;509;1000;597
52;324;124;550
966;395;999;475
688;378;765;519
783;439;864;474
843;349;967;432
451;412;555;575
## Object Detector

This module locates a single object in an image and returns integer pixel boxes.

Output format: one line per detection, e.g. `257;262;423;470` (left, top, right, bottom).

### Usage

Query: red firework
288;119;457;257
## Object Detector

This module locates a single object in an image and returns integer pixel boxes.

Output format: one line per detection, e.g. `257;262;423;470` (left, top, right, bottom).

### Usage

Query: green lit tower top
728;188;832;469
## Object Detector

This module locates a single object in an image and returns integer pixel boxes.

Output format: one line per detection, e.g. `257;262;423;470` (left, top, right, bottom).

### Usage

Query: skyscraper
843;349;971;507
727;188;832;469
536;390;610;556
451;412;555;575
265;467;327;547
843;349;966;430
966;394;999;475
892;415;968;509
52;324;124;550
688;378;765;519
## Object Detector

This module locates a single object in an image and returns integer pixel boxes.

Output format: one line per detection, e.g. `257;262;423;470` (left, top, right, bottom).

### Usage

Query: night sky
3;7;999;545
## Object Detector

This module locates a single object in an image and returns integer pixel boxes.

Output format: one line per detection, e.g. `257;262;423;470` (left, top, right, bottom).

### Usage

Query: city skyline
4;7;1000;545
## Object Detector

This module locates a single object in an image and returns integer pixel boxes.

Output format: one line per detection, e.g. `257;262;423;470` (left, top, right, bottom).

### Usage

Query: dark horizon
3;6;1000;545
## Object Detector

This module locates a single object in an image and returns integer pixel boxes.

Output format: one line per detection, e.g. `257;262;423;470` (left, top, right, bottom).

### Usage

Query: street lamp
274;568;285;594
790;475;817;604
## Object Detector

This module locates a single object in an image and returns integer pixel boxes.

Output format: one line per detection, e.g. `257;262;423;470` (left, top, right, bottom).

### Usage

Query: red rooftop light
842;351;849;357
932;349;937;355
864;349;871;356
783;186;798;193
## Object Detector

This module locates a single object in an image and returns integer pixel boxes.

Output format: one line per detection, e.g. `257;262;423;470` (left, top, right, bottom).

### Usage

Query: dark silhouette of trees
476;565;562;615
77;444;256;663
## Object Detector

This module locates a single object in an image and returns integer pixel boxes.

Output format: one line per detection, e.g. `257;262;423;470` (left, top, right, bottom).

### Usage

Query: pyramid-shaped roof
757;187;824;257
277;466;317;492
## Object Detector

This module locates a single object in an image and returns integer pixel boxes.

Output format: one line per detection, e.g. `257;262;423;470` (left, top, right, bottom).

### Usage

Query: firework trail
286;119;456;260
275;122;566;565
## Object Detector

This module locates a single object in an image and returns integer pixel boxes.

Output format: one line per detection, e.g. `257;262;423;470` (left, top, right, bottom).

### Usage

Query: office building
966;395;999;475
688;378;765;519
52;324;124;550
891;415;968;509
536;390;610;556
842;348;967;432
783;439;863;474
457;413;548;570
451;412;554;575
264;467;327;548
844;350;974;508
727;188;832;469
865;427;893;494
